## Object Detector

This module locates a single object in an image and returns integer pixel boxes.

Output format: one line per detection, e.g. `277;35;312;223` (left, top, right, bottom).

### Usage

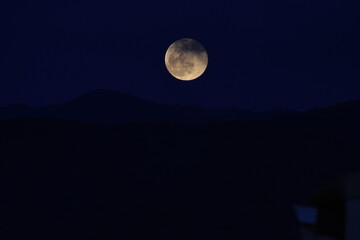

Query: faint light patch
294;204;318;225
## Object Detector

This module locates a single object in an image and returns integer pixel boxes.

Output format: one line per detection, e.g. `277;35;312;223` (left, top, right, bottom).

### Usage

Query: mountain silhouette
2;91;360;239
296;99;360;127
0;89;299;125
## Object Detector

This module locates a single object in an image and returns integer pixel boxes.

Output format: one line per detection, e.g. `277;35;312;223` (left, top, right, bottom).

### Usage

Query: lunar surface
165;38;208;81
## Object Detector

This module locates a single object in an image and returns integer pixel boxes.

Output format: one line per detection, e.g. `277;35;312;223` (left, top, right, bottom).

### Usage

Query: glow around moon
165;38;208;81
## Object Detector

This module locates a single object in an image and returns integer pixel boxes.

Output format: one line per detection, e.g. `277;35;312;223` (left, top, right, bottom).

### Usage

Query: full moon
165;38;208;81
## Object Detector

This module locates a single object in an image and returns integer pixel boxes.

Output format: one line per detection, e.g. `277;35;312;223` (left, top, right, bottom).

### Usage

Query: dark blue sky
1;0;360;111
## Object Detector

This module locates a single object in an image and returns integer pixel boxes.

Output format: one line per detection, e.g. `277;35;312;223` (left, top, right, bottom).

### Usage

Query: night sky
1;0;360;111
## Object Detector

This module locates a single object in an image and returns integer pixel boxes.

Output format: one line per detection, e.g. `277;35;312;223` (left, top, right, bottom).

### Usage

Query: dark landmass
1;90;360;239
0;89;300;125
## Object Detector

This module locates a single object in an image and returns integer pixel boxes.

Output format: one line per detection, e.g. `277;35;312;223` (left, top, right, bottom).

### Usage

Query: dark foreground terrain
1;92;360;239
